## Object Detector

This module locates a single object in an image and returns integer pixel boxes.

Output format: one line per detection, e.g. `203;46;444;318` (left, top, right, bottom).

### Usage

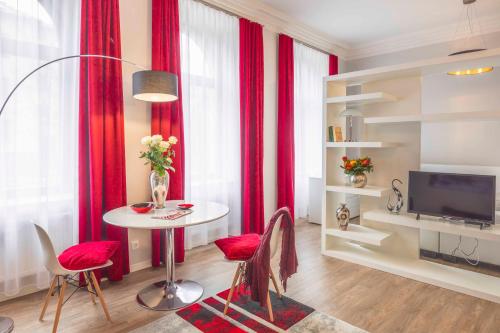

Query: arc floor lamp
0;54;178;333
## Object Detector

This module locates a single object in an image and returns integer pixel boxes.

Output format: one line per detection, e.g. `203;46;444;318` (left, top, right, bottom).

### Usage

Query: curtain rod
192;0;332;56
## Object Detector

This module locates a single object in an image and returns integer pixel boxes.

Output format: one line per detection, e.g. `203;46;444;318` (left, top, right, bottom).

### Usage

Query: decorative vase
350;172;367;188
150;170;169;209
336;203;350;231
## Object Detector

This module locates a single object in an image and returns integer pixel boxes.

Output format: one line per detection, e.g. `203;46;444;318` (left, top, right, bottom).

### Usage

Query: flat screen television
408;171;496;224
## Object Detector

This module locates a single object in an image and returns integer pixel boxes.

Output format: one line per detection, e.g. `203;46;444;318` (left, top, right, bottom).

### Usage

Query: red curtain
151;0;185;265
79;0;129;281
277;34;295;219
239;18;265;234
329;54;339;75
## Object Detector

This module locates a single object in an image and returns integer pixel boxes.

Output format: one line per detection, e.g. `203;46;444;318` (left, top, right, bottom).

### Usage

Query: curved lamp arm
0;54;178;118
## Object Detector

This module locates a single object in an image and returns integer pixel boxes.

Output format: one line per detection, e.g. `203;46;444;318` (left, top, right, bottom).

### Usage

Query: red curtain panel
79;0;129;281
239;18;265;234
329;54;339;75
151;0;186;265
277;34;295;219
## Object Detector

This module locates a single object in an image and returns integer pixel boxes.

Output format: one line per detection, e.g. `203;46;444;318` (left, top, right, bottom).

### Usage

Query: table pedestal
136;228;203;310
0;317;13;333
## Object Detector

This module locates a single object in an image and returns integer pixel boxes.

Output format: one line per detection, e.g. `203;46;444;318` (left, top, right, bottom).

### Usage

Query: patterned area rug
133;288;367;332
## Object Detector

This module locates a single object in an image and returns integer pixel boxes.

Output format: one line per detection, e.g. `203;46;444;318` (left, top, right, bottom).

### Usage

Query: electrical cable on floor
450;236;480;266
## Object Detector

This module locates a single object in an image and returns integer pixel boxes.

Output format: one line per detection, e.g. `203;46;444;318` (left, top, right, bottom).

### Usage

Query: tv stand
416;213;420;221
465;220;491;230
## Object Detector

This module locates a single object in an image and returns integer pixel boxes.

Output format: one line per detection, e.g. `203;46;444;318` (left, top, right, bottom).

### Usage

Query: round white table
103;200;229;311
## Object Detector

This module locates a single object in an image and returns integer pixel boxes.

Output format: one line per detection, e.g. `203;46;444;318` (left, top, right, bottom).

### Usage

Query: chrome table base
136;280;203;310
0;317;14;333
136;228;204;310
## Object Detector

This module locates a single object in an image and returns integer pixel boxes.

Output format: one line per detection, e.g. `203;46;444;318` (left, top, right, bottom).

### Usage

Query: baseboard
130;260;152;273
0;284;43;303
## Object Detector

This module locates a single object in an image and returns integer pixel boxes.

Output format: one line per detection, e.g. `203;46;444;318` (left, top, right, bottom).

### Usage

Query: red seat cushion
58;241;120;270
214;234;261;260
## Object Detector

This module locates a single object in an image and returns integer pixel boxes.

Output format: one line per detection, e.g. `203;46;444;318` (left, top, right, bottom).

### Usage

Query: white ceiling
261;0;500;48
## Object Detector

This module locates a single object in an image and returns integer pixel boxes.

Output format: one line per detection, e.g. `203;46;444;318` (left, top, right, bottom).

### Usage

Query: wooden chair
34;224;112;333
216;216;283;322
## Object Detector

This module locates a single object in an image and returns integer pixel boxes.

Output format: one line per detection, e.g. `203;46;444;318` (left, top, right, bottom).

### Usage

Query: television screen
408;171;496;223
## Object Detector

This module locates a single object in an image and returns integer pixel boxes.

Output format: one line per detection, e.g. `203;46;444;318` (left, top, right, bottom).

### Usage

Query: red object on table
131;203;154;214
177;203;194;209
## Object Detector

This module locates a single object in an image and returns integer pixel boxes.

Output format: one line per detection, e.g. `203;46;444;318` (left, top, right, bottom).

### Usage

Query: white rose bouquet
139;134;178;177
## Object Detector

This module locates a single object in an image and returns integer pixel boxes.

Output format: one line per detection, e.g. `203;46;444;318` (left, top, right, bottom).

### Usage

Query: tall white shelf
322;48;500;304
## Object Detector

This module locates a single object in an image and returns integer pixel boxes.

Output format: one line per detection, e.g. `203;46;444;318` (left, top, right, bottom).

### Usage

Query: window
0;0;80;296
293;42;329;219
179;0;241;248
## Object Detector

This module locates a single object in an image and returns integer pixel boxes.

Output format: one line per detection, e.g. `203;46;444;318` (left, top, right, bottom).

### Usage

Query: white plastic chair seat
54;260;114;276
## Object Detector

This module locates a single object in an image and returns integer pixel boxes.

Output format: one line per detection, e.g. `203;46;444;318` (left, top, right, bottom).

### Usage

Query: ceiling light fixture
447;0;493;76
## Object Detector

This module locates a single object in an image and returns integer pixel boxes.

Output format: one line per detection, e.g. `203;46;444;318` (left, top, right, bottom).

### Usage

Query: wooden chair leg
89;271;112;322
269;268;281;298
39;275;58;321
237;264;244;294
266;290;274;322
52;279;67;333
224;263;242;315
84;272;96;304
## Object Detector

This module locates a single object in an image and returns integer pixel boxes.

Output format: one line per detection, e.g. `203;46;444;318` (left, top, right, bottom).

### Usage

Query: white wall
348;35;500;265
120;0;154;271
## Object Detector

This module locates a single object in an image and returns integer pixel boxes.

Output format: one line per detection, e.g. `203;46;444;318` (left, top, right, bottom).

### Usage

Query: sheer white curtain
180;0;241;249
0;0;80;296
294;42;329;219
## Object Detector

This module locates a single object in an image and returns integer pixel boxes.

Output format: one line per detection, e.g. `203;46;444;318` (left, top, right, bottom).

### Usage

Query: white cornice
200;0;349;59
196;0;500;62
347;13;500;60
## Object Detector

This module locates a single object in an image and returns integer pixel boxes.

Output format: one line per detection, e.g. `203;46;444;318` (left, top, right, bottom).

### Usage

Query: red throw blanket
243;207;298;305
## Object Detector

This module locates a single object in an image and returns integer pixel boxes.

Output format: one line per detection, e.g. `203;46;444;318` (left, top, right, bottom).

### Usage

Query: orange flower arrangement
340;156;374;175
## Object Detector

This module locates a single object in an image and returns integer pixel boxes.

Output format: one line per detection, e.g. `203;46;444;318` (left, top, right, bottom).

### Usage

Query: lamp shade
133;70;178;102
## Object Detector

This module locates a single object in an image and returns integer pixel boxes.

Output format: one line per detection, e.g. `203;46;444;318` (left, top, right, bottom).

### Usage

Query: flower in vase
151;134;163;144
141;135;152;145
168;136;178;144
159;141;171;151
139;134;178;177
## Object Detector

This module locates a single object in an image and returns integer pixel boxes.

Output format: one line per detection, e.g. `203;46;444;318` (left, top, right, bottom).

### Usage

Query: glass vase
150;170;169;209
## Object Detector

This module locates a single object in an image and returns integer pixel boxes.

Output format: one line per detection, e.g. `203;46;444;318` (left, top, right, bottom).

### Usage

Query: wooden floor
2;220;500;333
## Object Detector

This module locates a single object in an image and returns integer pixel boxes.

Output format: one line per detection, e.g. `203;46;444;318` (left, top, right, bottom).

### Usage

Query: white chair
34;224;112;333
218;216;283;322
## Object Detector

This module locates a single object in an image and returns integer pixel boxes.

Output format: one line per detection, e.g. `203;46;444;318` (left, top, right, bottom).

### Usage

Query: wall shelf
364;111;500;124
325;224;392;246
326;142;399;148
363;209;500;242
323;243;500;304
325;47;500;85
326;185;391;197
325;92;397;105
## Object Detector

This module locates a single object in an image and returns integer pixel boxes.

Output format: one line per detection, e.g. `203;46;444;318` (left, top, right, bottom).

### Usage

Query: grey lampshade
133;70;178;102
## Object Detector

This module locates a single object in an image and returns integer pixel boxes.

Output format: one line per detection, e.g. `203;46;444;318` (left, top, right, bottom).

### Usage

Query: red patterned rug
133;287;367;332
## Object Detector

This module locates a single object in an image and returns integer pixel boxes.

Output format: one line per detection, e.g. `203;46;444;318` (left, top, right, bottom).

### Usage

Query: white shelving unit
326;142;399;148
325;92;397;105
326;185;390;197
363;210;500;242
364;110;500;124
325;224;392;246
322;47;500;304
